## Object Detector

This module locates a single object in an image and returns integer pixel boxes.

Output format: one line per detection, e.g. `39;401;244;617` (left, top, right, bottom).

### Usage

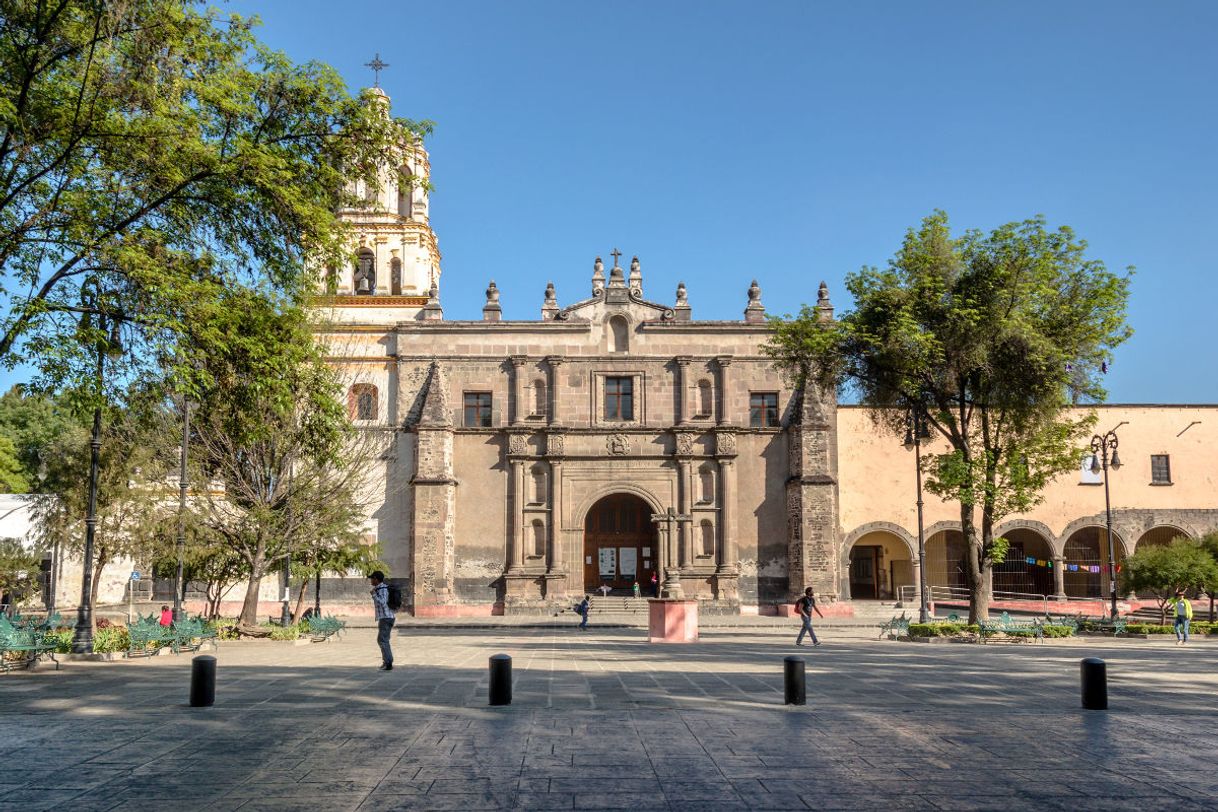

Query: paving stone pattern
1;626;1216;811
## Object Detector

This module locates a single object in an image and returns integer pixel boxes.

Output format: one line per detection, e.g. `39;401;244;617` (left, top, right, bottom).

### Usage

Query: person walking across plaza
1173;589;1193;646
795;587;824;647
369;570;395;669
577;595;590;630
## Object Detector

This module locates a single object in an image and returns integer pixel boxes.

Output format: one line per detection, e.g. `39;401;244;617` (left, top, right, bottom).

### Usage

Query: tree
1122;539;1218;624
0;386;79;487
0;436;28;493
30;394;173;625
289;540;385;623
0;537;42;607
0;0;428;385
766;212;1132;622
186;290;383;627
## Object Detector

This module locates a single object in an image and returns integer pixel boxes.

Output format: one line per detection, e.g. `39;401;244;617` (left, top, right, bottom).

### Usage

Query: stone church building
310;89;1218;618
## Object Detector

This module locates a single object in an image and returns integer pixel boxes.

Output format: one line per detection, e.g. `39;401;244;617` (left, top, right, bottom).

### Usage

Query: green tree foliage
1123;539;1218;624
30;391;173;624
0;0;429;385
0;386;78;487
0;435;28;493
0;537;42;602
185;289;383;626
766;212;1132;622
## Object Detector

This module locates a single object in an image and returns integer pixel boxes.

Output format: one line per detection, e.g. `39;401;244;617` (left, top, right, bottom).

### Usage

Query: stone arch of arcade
990;520;1057;597
1060;524;1128;600
841;522;916;601
1134;525;1192;550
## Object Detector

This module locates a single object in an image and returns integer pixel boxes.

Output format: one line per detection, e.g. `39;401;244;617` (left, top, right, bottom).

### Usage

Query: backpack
386;584;402;612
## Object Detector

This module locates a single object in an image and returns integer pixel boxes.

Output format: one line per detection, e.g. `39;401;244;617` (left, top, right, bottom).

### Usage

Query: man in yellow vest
1172;589;1193;646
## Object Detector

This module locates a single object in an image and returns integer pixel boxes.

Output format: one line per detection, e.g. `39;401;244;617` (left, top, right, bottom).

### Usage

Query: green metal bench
1073;614;1128;636
127;614;175;657
304;615;346;642
878;612;911;640
0;614;61;672
169;617;219;653
979;612;1044;644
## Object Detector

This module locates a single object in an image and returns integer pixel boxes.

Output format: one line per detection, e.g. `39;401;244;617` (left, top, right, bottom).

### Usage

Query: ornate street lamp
904;408;932;623
70;299;123;654
172;395;190;622
1089;429;1122;619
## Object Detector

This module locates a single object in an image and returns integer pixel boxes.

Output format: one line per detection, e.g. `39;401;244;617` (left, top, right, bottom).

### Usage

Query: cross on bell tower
365;53;389;87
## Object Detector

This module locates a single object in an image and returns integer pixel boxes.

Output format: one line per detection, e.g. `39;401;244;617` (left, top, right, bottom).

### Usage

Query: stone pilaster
785;377;840;599
1052;556;1066;599
675;356;691;425
544;455;567;600
410;362;457;612
714;437;740;602
510;355;526;425
716;356;732;425
545;356;563;426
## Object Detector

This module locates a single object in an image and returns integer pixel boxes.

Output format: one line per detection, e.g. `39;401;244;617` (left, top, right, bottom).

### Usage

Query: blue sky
11;1;1218;401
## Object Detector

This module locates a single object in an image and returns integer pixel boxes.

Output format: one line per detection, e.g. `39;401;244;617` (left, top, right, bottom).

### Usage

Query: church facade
311;90;1218;618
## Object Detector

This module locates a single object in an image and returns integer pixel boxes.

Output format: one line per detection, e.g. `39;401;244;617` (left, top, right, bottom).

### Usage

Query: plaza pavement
1;622;1216;811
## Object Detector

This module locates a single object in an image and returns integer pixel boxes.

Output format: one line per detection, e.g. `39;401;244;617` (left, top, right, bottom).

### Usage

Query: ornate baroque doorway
583;494;659;594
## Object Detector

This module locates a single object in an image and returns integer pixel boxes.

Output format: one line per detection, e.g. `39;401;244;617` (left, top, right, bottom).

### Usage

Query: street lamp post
70;310;120;654
172;396;190;622
1089;429;1122;619
904;409;931;624
280;467;294;626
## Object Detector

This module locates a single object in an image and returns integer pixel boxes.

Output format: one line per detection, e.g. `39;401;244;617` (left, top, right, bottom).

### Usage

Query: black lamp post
279;467;294;626
1089;429;1122;619
172;395;190;622
70;307;122;654
904;408;931;624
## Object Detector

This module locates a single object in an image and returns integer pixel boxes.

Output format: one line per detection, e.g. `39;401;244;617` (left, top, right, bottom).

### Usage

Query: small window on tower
348;384;378;421
354;249;376;295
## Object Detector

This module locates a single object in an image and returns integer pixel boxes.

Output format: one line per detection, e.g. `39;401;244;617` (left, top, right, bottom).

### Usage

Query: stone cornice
314;295;429;307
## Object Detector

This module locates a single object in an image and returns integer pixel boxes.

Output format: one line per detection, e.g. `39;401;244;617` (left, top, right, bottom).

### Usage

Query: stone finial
608;260;626;287
744;279;765;323
423;281;443;320
592;257;605;295
628;256;643;296
816;280;834;323
674;281;691;321
541;281;560;320
482;280;502;322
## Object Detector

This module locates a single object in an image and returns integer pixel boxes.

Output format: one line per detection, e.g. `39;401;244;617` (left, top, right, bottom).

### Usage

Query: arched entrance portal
1063;526;1126;599
847;532;912;600
584;494;659;594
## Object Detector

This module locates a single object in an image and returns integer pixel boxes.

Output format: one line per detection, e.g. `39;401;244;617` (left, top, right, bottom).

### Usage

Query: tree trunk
89;547;110;630
239;569;264;626
292;575;308;623
961;505;991;624
1159;599;1168;626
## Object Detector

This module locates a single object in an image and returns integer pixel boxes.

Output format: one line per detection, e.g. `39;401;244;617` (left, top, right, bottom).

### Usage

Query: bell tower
317;85;441;322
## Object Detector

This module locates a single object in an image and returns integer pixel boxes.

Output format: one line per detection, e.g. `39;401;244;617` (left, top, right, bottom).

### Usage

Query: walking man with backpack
795;587;824;647
369;570;396;670
577;595;590;630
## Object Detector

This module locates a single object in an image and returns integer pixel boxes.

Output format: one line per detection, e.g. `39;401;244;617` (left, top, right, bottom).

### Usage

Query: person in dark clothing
577;595;590;630
369;571;395;670
795;587;824;647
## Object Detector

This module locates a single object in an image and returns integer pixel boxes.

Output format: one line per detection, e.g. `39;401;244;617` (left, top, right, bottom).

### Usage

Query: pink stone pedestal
647;599;699;643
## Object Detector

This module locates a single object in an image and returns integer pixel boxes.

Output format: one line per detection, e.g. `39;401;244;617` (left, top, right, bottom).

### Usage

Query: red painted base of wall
411;603;504;618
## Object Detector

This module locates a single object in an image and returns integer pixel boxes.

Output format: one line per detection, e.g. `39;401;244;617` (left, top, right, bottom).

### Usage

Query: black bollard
1080;657;1107;710
489;653;512;706
190;655;216;707
783;656;806;706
